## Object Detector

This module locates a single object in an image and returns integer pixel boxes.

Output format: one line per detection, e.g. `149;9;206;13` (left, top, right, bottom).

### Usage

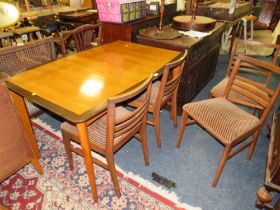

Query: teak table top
7;41;181;123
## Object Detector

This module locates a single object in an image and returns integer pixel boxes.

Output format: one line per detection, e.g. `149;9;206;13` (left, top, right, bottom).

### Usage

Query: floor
37;53;280;210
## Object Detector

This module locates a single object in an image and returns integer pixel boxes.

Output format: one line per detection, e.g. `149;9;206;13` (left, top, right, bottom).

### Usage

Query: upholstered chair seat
183;98;260;144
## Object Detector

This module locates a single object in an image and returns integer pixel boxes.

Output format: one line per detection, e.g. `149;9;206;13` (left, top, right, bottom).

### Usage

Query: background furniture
137;22;224;114
61;75;152;197
101;11;182;44
256;110;280;209
0;72;42;183
58;9;98;24
59;23;101;55
177;54;280;187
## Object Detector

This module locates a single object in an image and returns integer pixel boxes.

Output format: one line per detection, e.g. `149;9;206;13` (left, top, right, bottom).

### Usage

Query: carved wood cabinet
256;110;280;209
136;23;224;114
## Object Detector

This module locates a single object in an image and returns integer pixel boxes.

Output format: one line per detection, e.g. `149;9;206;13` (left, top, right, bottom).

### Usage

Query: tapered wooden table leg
77;122;98;203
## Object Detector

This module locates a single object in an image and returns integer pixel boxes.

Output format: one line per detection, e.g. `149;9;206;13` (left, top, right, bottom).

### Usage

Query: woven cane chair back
0;37;56;76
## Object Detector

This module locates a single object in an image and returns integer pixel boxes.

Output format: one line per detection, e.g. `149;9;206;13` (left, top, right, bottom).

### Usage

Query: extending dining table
6;40;181;202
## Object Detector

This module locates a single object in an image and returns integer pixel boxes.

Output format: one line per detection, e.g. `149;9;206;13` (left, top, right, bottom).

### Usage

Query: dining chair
0;37;56;117
0;72;42;184
210;38;280;110
60;75;153;197
59;23;102;56
129;51;187;148
176;54;280;187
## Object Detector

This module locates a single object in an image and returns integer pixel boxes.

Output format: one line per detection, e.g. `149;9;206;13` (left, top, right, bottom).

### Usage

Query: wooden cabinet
100;11;182;44
256;110;280;209
136;23;225;114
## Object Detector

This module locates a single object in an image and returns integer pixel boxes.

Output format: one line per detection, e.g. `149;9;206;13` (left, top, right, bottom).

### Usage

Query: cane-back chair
59;23;102;56
177;54;280;187
0;37;56;117
129;51;187;148
60;75;153;197
210;38;280;110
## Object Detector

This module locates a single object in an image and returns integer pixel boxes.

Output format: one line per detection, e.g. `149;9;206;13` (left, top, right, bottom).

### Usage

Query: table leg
9;90;42;174
76;122;98;203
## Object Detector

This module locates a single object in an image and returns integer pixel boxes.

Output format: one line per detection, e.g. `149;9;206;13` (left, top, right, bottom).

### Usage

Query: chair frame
130;51;187;148
59;23;102;56
210;38;280;109
177;54;280;187
61;75;153;197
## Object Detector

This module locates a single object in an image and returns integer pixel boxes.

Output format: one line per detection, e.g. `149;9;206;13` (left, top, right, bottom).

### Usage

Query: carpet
0;121;200;210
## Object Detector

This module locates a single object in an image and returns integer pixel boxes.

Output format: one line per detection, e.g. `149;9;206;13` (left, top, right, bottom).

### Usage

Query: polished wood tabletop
7;41;181;123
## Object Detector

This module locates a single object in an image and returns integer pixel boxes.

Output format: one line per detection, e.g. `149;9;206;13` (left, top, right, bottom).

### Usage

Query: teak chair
210;38;280;110
129;51;187;148
177;54;280;187
59;23;102;56
0;37;56;117
60;75;153;197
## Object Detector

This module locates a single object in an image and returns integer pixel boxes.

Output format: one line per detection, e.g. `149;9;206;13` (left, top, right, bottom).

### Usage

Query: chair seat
61;106;131;149
210;77;267;108
24;99;42;117
135;81;167;106
183;98;260;144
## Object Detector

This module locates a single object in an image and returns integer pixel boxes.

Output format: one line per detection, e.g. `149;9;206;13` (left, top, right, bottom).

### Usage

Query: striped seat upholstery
61;106;131;149
183;98;260;144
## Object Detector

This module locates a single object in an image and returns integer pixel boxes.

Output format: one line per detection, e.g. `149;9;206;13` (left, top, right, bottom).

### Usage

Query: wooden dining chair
59;23;102;56
210;38;280;110
129;51;187;148
60;75;153;197
177;54;280;187
0;37;56;117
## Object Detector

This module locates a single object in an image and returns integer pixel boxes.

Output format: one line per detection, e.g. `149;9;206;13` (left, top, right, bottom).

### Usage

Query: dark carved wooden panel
137;23;224;114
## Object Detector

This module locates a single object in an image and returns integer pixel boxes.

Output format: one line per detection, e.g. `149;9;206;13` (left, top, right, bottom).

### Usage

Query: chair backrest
155;50;187;108
0;37;56;76
224;54;280;124
59;23;102;56
0;72;34;182
106;75;153;149
226;38;280;84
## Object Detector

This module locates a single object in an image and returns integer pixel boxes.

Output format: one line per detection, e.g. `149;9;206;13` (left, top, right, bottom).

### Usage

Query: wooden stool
241;15;258;41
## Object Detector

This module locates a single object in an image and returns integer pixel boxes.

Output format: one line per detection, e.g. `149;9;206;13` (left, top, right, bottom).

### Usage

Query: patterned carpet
0;122;198;210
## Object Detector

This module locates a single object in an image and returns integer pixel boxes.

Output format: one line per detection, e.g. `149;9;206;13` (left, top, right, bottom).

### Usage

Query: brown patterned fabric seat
61;106;131;149
60;75;153;198
177;54;280;188
183;98;260;144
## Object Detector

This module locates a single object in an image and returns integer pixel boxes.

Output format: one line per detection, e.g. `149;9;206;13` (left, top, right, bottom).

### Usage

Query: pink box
97;0;146;23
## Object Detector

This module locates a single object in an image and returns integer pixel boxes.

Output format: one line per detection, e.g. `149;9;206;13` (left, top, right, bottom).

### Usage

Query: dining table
6;40;181;202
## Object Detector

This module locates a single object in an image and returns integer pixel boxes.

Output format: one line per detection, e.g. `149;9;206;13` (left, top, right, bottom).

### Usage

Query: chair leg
212;145;231;187
106;153;121;197
170;95;177;128
247;130;260;160
153;111;161;148
176;110;188;148
61;131;74;170
140;123;149;166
